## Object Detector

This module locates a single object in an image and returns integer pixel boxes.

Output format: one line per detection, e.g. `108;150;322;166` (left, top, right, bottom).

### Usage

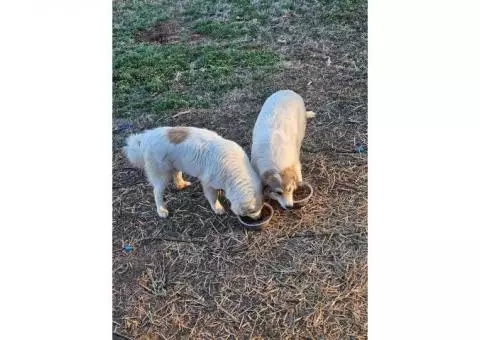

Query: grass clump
192;19;258;40
113;42;279;117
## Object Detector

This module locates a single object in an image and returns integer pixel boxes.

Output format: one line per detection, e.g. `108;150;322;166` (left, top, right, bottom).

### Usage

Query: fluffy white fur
123;127;263;219
251;90;315;208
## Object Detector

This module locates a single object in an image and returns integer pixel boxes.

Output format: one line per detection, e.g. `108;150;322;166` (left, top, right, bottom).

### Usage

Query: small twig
302;146;363;154
113;263;130;274
216;303;240;323
137;236;206;245
139;282;156;295
346;119;361;124
172;109;191;118
288;232;366;238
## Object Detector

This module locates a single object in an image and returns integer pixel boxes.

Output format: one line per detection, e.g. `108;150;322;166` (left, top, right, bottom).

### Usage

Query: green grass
113;41;279;116
192;19;258;40
113;0;281;118
183;0;269;21
112;0;366;118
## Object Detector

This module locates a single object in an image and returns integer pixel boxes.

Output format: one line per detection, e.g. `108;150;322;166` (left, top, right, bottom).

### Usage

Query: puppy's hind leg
201;181;225;215
145;162;171;218
173;171;191;190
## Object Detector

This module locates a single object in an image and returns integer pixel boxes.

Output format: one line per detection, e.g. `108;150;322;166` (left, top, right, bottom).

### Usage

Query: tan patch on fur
167;127;189;144
280;165;298;188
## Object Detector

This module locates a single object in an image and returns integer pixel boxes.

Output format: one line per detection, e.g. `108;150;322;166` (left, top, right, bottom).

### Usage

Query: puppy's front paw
213;201;225;215
157;206;169;218
176;181;192;190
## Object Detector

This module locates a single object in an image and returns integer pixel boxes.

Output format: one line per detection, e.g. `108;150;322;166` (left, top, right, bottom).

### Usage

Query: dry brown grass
113;0;367;338
113;100;367;339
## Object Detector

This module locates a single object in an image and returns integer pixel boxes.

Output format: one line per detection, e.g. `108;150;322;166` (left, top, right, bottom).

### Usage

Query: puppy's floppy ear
273;173;282;184
263;186;271;196
262;169;282;190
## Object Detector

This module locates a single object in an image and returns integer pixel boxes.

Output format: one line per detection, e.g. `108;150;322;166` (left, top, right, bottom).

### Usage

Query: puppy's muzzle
247;209;262;220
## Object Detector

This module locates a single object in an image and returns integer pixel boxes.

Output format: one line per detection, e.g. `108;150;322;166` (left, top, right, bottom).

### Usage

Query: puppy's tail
123;133;145;169
305;110;316;119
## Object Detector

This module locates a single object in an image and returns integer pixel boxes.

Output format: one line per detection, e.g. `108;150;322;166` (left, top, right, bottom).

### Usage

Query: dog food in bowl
237;203;274;230
292;182;313;208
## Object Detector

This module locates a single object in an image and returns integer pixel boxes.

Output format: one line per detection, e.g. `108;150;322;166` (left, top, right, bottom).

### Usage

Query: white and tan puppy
251;90;315;208
123;126;263;219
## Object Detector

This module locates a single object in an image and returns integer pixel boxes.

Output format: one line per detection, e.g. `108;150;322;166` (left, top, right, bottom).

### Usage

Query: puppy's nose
280;201;294;209
249;209;262;219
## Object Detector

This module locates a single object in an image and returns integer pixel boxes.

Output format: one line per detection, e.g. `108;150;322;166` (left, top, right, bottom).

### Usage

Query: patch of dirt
136;20;181;44
136;20;203;44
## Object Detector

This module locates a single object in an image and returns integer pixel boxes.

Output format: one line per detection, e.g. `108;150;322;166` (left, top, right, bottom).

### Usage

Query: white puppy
251;90;315;208
123;126;263;219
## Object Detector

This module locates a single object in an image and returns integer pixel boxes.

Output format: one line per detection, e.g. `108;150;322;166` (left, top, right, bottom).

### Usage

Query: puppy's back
254;90;306;137
252;90;307;162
